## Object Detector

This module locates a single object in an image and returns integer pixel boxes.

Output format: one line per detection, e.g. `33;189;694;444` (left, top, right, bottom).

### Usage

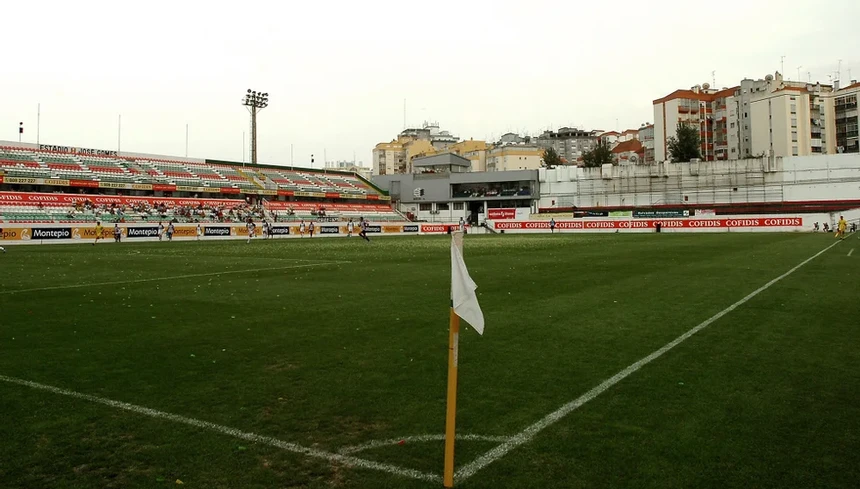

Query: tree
667;123;702;163
582;140;614;168
541;147;563;168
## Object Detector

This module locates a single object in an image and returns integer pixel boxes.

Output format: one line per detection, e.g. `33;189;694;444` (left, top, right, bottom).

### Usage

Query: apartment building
834;81;860;154
653;84;719;162
372;122;461;175
638;124;655;163
486;144;544;171
535;127;598;164
655;72;836;162
749;85;835;157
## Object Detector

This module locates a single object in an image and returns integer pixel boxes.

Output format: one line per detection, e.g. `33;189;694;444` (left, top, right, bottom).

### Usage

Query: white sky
2;0;858;168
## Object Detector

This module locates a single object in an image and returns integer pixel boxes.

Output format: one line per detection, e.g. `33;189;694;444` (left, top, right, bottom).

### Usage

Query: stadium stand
0;145;379;193
0;192;403;224
0;143;406;224
263;201;402;222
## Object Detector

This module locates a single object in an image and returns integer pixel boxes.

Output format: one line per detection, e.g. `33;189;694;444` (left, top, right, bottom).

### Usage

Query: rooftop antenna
711;70;716;88
403;99;406;130
807;71;811;83
838;59;842;81
797;66;802;82
780;55;785;75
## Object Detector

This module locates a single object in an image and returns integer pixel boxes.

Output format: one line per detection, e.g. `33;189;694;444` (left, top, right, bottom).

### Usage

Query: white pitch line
849;248;854;257
0;261;349;295
338;434;512;455
0;374;439;483
455;240;842;482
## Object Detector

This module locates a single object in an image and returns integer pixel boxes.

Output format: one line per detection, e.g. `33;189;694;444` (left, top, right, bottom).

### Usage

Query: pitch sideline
0;374;439;483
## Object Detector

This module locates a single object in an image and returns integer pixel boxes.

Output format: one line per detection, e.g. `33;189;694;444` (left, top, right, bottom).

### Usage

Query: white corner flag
451;234;485;335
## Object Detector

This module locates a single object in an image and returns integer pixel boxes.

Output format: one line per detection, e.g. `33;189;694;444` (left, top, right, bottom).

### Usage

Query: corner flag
444;231;484;488
451;234;484;335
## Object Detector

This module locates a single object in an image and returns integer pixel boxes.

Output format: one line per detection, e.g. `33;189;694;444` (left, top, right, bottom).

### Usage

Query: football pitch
1;233;858;489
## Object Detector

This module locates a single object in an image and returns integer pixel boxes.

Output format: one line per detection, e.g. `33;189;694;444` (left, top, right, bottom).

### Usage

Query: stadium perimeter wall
0;222;460;245
487;209;860;233
3;210;856;244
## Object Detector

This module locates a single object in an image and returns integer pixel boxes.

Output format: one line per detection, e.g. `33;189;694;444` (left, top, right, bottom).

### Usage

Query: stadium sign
402;225;419;233
39;144;119;157
204;226;231;236
633;210;689;219
268;226;290;235
319;225;340;234
364;225;382;233
126;227;161;238
31;227;72;240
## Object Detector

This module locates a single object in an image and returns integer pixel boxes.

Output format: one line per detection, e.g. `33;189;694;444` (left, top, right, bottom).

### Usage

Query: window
453;203;464;210
437;203;450;211
744;112;748;118
791;118;797;128
419;203;431;211
730;122;735;128
731;148;737;153
792;131;798;142
790;104;797;114
792;146;799;156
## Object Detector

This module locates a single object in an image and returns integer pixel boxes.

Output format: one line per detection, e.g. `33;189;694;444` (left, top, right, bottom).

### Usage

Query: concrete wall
538;154;860;209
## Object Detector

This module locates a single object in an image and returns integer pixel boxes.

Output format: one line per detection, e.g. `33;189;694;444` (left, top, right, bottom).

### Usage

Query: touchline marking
455;240;842;482
0;261;350;295
0;374;439;483
338;434;512;455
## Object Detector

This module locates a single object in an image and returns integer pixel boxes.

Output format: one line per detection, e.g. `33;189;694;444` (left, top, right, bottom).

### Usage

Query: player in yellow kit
836;216;847;240
93;221;103;246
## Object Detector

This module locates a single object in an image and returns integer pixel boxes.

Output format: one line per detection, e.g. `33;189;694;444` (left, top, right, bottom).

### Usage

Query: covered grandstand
0;141;404;224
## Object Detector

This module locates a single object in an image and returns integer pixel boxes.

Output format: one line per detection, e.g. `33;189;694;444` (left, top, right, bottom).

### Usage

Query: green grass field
1;233;858;489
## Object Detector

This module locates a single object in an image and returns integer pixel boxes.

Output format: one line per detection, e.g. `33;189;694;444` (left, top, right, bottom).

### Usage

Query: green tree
541;147;563;168
667;123;702;163
582;140;614;168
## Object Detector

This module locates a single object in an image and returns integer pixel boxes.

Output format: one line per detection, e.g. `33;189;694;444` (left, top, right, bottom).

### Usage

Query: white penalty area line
338;433;512;455
849;248;854;257
455;239;843;482
0;261;350;296
0;374;439;483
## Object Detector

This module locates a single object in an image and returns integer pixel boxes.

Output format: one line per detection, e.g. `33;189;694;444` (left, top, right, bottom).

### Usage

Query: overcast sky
2;0;858;168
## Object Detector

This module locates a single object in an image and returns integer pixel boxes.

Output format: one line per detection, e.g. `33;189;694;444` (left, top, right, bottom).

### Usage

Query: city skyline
2;0;858;168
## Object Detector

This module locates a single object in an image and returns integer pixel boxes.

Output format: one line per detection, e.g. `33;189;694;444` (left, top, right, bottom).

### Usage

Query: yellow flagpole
444;231;464;488
443;306;460;487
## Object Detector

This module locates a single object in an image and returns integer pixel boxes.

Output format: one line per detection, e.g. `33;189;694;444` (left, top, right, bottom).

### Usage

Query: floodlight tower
242;89;269;165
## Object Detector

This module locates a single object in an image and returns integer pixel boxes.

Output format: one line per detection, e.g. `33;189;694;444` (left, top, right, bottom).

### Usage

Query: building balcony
678;106;690;113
